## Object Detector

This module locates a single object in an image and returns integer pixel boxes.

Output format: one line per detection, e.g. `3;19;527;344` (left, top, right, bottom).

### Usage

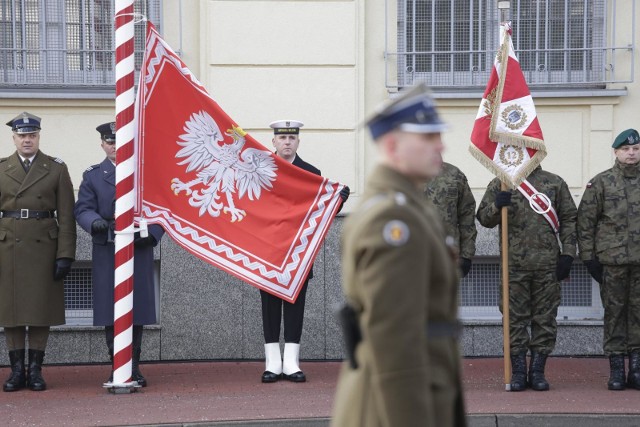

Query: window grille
459;257;603;320
388;0;634;90
0;0;162;90
63;261;161;326
64;264;93;325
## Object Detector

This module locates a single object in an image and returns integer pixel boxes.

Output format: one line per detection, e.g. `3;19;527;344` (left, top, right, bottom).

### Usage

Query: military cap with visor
366;83;448;140
96;122;116;143
612;128;640;149
6;112;41;134
269;120;304;135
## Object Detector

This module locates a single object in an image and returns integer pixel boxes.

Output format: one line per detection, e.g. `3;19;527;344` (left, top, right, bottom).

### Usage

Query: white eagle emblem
170;111;278;222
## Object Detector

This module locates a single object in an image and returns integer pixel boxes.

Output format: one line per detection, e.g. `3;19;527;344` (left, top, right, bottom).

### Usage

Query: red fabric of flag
134;23;345;303
469;22;546;188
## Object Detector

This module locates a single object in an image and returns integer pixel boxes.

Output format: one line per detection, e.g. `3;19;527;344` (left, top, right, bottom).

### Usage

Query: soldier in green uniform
476;166;577;391
0;112;76;392
332;84;466;427
576;128;640;391
425;162;477;277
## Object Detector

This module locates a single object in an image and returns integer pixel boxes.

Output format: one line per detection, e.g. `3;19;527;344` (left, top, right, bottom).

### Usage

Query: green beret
612;129;640;149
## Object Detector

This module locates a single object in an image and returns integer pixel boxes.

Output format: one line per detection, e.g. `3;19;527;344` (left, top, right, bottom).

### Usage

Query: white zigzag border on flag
141;180;339;294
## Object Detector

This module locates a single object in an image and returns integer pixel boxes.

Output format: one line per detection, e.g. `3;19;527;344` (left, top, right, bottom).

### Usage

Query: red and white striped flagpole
110;0;136;391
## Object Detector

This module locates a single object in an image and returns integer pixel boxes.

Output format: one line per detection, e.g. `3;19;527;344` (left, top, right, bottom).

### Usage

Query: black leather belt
0;209;57;219
426;321;462;339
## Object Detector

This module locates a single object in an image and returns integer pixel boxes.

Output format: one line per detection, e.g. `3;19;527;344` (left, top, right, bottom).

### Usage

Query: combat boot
27;349;47;391
608;355;626;390
627;351;640;390
528;352;550;391
3;350;26;392
509;352;527;391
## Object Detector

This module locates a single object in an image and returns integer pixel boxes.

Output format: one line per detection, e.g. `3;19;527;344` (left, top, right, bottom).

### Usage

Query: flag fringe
489;130;547;152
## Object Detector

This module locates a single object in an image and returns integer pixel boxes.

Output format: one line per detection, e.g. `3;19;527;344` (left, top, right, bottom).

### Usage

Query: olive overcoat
332;165;466;427
0;151;76;326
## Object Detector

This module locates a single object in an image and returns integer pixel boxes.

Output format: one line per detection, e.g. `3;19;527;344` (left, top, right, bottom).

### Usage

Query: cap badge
285;121;290;127
110;122;116;132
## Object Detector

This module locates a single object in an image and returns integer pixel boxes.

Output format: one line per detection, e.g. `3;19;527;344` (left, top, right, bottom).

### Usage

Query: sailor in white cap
260;119;349;383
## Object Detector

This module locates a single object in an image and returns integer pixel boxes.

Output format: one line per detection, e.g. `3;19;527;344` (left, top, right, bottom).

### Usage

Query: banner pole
500;181;511;391
108;0;137;393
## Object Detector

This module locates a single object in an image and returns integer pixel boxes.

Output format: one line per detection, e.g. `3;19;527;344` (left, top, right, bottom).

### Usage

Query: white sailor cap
269;120;304;135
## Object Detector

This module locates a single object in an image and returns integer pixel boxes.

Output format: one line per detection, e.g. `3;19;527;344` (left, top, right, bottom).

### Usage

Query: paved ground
1;357;639;426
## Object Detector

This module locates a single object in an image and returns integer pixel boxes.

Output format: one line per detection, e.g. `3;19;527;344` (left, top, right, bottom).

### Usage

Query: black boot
608;355;626;390
131;347;147;387
509;352;527;391
105;326;114;383
3;350;26;392
131;326;146;387
528;352;550;391
627;352;640;390
27;349;46;391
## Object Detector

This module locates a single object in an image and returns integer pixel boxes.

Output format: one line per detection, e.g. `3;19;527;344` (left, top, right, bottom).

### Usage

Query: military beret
269;120;303;135
366;83;448;140
612;129;640;149
6;112;41;134
96;122;116;143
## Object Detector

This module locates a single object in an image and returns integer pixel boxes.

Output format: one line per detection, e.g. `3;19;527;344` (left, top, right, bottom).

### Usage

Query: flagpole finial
498;1;510;22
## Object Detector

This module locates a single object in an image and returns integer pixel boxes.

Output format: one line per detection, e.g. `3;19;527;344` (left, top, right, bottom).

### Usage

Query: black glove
53;258;73;281
339;186;350;203
134;235;157;248
495;191;512;208
459;257;472;278
584;259;603;284
556;255;574;281
91;219;109;235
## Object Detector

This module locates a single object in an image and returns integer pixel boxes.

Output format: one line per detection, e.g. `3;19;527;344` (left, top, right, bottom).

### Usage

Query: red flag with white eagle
133;22;346;303
470;22;546;189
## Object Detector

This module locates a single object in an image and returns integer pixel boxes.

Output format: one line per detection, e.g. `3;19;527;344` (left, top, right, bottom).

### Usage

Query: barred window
0;0;161;91
392;0;633;90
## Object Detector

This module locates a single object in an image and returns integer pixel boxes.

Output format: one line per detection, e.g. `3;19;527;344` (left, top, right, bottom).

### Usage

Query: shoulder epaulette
84;164;100;173
47;155;65;164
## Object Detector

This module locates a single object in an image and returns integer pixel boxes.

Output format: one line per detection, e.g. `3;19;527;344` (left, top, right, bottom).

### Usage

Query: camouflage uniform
424;162;477;262
576;160;640;356
476;166;577;354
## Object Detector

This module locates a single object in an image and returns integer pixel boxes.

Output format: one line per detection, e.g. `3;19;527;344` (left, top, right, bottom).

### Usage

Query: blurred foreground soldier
260;120;350;383
331;84;466;427
577;128;640;391
425;162;477;277
476;164;577;391
74;122;164;387
1;112;76;392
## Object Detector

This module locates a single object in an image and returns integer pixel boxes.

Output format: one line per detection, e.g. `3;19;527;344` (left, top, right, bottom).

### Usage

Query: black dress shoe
282;371;306;383
261;371;281;383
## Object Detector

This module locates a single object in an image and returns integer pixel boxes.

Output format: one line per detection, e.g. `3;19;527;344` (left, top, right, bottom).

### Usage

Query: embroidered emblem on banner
501;105;528;130
498;144;524;167
170;111;278;222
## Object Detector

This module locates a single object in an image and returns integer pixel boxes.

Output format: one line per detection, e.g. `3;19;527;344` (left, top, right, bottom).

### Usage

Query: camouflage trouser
600;264;640;356
498;268;561;354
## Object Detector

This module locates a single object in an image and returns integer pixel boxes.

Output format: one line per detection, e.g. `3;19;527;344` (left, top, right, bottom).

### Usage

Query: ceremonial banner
134;23;345;303
470;22;546;189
